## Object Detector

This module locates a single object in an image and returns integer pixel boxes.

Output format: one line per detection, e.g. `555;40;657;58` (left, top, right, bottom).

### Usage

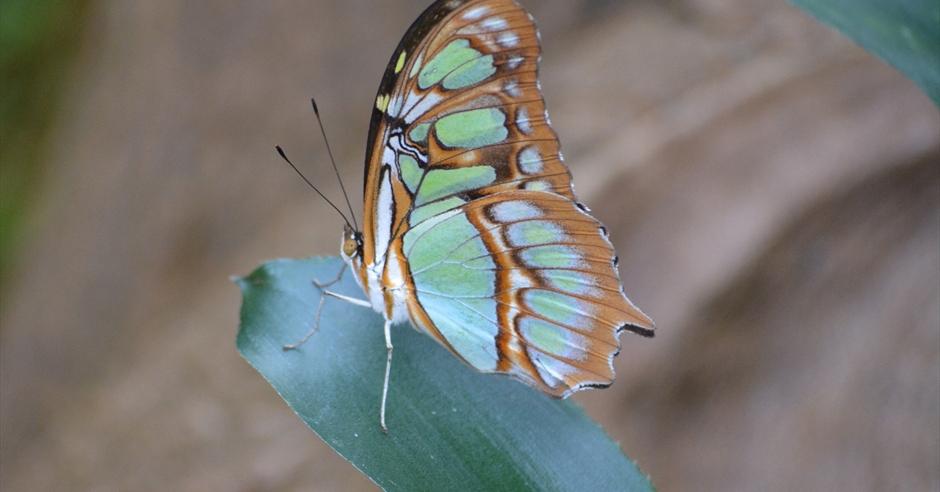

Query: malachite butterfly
302;0;655;432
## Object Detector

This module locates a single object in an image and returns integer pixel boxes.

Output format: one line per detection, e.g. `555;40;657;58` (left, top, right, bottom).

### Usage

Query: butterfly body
331;0;652;427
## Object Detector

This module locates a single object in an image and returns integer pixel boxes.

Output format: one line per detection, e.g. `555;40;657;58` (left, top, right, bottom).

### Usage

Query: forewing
362;0;575;267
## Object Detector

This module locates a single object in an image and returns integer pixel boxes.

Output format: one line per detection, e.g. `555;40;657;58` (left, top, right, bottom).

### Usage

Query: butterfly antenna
275;145;352;228
311;98;359;232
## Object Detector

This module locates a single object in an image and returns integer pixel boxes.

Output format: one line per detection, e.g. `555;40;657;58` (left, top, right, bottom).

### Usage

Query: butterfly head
340;223;363;266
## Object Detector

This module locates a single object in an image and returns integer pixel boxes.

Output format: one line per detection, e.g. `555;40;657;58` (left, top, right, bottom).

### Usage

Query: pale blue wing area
404;208;500;372
420;294;500;372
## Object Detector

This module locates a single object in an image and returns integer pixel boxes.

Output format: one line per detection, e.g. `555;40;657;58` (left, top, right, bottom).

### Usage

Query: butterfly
297;0;654;432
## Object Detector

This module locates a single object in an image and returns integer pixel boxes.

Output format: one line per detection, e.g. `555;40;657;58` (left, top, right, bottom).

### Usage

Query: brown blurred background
1;0;937;490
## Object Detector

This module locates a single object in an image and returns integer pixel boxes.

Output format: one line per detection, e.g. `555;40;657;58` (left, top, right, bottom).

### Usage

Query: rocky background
2;0;937;490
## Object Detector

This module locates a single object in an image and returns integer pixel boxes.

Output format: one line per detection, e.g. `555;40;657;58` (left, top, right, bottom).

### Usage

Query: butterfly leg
380;317;393;434
313;262;347;289
283;290;370;350
282;292;328;350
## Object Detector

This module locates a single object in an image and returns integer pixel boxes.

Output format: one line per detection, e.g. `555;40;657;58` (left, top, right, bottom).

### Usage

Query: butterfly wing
359;0;653;397
360;0;573;268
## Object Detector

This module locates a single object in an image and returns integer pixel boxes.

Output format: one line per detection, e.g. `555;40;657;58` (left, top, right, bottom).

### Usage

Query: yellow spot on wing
395;51;407;74
376;94;389;112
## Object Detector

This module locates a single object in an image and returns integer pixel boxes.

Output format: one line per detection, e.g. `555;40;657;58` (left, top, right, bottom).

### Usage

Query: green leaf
789;0;940;107
236;257;654;492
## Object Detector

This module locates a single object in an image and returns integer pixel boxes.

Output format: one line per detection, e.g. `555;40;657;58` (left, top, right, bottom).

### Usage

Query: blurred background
1;0;937;490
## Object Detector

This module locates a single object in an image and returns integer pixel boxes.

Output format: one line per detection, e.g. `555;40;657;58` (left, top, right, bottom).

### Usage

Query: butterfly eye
343;237;358;258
